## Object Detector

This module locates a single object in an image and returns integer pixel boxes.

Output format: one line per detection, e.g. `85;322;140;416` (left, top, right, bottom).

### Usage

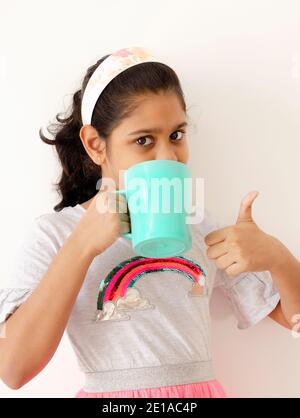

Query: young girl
0;46;299;398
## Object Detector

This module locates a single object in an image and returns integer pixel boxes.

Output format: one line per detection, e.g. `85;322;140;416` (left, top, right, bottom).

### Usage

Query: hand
204;191;285;276
72;188;131;258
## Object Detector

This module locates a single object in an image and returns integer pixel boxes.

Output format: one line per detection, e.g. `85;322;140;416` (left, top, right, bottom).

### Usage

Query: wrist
268;235;292;276
67;228;97;263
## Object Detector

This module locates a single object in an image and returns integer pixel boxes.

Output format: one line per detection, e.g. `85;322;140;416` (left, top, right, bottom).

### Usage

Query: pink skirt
75;379;227;398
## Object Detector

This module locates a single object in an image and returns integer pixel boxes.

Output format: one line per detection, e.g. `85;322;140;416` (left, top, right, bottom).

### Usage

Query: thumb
236;191;259;224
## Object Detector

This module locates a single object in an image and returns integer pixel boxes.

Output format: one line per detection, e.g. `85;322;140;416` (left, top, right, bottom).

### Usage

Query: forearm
269;237;300;327
0;230;95;388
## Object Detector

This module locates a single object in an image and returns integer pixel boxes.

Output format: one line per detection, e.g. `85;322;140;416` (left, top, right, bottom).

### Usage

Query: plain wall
1;0;300;397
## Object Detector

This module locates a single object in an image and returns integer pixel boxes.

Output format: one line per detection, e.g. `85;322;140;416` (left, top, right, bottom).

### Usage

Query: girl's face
80;90;189;189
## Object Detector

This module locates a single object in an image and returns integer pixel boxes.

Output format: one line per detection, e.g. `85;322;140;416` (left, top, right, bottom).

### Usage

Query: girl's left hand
204;191;286;276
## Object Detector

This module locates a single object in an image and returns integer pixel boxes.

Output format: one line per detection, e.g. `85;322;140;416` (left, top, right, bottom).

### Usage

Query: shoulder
34;204;84;227
2;205;85;289
18;204;84;251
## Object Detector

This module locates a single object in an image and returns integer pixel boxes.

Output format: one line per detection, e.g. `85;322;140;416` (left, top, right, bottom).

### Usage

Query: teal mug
113;159;193;258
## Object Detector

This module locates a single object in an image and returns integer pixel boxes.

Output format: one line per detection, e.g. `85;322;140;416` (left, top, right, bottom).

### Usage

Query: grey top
0;205;280;392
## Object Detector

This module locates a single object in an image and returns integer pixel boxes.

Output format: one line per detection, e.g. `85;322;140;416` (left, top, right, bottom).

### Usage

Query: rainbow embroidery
95;255;207;322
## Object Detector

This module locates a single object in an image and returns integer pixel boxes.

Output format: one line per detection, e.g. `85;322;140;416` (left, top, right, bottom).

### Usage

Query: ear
79;124;107;165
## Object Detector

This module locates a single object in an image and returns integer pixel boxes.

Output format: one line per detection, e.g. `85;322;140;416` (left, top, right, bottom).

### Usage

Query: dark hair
40;54;187;211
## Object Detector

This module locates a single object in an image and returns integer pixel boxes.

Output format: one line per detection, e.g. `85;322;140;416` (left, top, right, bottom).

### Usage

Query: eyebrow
128;121;188;136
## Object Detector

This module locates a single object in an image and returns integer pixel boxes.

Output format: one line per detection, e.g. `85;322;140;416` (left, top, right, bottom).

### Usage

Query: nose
154;142;178;161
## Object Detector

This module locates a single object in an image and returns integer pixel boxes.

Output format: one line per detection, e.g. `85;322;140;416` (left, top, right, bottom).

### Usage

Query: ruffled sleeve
194;208;281;329
0;214;59;327
214;268;280;329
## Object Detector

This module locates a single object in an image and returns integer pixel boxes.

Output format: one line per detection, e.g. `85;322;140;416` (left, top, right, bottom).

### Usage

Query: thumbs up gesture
204;191;284;276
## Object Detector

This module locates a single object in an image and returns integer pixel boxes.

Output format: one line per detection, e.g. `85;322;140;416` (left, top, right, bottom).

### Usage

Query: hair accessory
81;46;162;126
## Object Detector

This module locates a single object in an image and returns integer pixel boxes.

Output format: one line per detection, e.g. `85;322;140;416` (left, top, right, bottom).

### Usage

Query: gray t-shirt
0;204;280;392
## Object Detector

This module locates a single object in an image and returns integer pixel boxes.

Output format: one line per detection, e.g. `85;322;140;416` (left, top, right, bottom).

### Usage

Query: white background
0;0;300;397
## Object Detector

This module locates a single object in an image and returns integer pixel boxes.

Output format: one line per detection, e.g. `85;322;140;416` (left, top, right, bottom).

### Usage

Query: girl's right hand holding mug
71;189;130;259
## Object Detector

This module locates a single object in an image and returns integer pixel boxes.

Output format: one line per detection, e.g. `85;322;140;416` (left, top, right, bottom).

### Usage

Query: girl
0;46;299;398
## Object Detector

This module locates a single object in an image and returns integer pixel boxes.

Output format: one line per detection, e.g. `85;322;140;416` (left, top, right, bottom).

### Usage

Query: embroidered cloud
96;287;155;322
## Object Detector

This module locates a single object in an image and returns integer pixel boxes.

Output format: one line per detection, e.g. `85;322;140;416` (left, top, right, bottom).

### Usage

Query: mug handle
111;189;132;240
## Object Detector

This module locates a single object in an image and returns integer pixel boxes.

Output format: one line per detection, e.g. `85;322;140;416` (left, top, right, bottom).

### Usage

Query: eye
170;130;185;141
135;137;153;146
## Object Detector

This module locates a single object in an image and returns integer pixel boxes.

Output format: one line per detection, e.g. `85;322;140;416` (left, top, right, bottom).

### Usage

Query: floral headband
81;46;162;126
